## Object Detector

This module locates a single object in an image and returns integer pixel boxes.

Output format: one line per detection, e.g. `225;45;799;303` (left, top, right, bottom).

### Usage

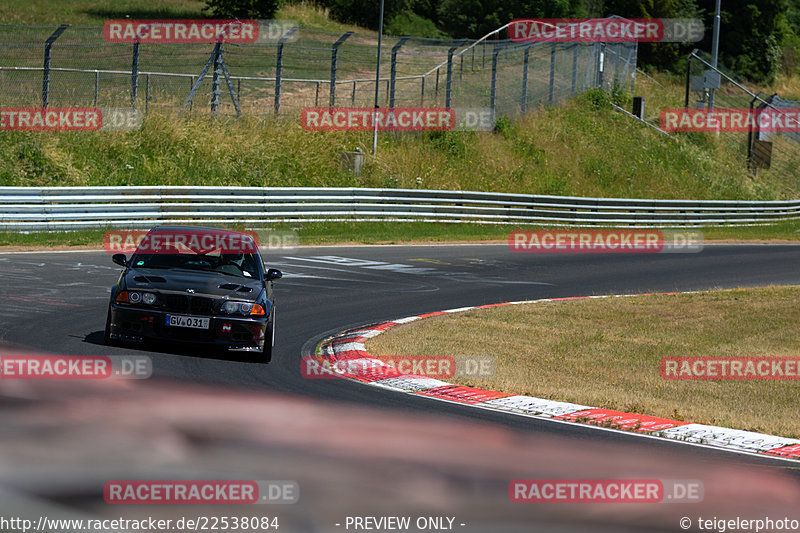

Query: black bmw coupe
104;226;282;362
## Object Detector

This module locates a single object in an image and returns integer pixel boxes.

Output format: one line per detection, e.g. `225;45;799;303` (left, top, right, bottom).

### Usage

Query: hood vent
218;283;253;293
133;275;166;283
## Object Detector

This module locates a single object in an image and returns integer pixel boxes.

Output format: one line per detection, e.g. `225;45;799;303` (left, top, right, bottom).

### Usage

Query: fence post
596;43;605;88
571;44;578;95
94;70;99;107
145;73;150;114
330;32;353;107
41;24;69;108
131;41;140;109
435;67;439;99
684;51;694;109
274;27;298;120
521;46;530;114
420;76;425;106
490;43;499;126
390;37;409;108
445;40;465;109
210;43;222;117
351;81;357;104
549;42;556;105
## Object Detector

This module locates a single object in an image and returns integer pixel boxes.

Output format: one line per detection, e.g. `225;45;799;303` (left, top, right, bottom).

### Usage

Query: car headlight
142;292;157;305
128;291;142;304
222;301;260;315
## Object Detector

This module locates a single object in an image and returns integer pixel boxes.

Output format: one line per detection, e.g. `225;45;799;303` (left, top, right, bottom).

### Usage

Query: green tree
204;0;281;18
695;0;787;82
318;0;412;30
436;0;587;39
603;0;701;73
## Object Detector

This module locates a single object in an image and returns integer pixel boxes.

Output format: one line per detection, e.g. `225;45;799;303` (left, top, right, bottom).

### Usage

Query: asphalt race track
1;244;800;532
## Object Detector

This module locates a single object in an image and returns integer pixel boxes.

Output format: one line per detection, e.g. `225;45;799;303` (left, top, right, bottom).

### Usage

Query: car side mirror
112;254;128;267
266;268;283;281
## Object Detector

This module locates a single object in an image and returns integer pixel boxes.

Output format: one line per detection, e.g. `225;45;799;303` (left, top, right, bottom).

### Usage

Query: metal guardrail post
274;27;298;120
521;46;530;113
131;41;140;109
389;37;409;108
330;32;353;107
42;24;69;108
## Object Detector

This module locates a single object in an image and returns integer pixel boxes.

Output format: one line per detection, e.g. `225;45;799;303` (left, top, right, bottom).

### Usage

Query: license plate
166;314;210;329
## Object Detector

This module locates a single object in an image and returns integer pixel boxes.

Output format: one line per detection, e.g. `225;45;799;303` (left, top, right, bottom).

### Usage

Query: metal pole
420;76;425;106
210;43;222;117
709;0;721;110
94;70;99;107
145;73;150;114
747;92;761;171
331;32;353;107
571;44;578;94
352;81;357;105
549;42;556;105
445;40;465;109
389;37;408;108
131;41;139;109
685;52;694;109
521;46;529;114
274;27;298;120
490;43;499;127
42;24;69;108
372;0;385;155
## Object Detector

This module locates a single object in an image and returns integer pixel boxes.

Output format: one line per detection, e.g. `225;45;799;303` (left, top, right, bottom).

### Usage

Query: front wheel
103;305;118;346
262;308;275;364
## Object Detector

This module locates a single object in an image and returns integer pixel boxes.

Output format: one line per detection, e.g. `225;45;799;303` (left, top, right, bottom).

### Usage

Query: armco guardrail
1;186;799;231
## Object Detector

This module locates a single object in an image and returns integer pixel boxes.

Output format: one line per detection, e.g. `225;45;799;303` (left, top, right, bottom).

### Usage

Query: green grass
4;220;800;249
0;0;207;26
366;287;800;438
2;98;798;202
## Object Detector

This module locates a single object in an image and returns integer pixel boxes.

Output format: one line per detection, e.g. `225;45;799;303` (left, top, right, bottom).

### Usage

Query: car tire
103;305;118;347
262;308;275;364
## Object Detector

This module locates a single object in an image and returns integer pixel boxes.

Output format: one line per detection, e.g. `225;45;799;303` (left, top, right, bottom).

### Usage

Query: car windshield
131;250;260;279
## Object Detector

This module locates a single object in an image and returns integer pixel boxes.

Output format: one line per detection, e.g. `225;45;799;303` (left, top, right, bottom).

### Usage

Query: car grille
163;294;214;316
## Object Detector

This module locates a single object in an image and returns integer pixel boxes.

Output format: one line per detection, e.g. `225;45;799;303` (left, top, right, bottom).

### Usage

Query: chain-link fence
0;22;637;123
685;50;800;182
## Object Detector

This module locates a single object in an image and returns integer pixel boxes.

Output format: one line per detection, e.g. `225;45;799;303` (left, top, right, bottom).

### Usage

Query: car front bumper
108;303;268;350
